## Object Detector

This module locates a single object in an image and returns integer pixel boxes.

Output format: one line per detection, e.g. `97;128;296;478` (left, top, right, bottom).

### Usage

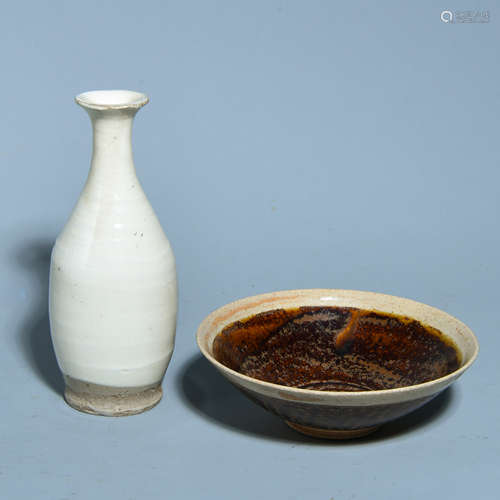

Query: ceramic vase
49;90;177;416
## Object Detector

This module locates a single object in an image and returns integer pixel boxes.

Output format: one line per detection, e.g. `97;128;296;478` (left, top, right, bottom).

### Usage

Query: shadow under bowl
196;289;479;439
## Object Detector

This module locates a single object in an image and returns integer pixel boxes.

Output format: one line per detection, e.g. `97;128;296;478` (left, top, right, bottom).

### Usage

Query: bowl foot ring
285;421;380;439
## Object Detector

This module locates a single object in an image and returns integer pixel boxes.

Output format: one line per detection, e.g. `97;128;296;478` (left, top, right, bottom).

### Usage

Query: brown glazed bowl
196;290;478;439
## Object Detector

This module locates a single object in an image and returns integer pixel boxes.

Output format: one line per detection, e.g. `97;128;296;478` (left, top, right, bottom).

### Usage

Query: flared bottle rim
75;90;149;111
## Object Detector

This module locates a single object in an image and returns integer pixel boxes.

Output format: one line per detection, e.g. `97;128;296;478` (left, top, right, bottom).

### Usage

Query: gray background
1;1;497;498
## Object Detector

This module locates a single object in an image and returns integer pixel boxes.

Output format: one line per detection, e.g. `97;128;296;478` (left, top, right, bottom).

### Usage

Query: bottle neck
86;110;138;191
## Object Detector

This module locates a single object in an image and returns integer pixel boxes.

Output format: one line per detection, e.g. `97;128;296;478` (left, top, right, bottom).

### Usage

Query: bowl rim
196;289;479;402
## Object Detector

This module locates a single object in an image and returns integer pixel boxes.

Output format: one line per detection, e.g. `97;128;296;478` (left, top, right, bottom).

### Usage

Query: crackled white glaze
49;91;177;401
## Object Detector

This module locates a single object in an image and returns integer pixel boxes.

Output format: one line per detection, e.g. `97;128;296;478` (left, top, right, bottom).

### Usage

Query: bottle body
49;91;177;415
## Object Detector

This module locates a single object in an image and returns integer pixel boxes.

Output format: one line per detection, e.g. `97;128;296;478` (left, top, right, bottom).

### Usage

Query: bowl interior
198;290;478;395
213;306;460;391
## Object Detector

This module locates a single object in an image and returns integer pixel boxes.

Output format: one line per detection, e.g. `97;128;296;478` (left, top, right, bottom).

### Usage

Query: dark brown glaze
213;307;460;391
238;384;438;430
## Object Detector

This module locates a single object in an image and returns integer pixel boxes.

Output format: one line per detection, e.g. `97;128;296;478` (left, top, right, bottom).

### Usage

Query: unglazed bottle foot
64;376;162;417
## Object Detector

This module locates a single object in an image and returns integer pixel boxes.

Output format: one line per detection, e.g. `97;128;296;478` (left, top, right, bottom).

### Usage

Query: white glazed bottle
49;90;177;416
